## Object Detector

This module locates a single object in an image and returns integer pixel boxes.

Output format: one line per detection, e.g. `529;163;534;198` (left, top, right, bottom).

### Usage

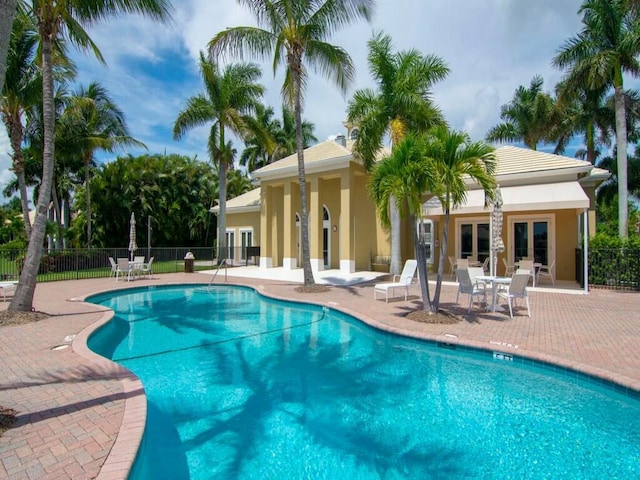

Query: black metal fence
585;247;640;291
0;247;217;282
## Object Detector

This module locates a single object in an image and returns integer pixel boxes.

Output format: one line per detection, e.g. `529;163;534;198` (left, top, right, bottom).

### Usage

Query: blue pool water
87;284;640;479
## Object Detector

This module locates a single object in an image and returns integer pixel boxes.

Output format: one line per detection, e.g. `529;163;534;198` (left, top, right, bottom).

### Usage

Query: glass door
513;220;549;264
459;221;490;262
225;230;235;261
240;230;252;261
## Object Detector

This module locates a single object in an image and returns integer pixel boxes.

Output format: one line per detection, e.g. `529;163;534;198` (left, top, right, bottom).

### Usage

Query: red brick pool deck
1;273;639;479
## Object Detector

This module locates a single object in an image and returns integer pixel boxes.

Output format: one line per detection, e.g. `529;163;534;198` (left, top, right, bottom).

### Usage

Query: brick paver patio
1;273;639;479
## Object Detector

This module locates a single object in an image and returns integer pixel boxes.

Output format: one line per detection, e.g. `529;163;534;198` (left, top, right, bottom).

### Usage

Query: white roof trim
423;182;589;216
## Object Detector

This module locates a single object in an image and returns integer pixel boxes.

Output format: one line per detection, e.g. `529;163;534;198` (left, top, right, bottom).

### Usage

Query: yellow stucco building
216;125;609;285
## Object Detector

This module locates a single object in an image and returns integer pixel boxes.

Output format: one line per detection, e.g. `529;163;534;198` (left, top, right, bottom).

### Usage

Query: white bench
0;281;18;302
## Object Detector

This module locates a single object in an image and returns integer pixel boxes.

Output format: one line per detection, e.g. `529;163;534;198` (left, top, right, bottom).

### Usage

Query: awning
423;182;589;216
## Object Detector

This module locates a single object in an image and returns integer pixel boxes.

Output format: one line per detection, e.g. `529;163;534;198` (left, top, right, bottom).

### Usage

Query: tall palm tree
347;31;449;274
486;75;557;150
9;0;172;312
0;0;17;94
1;10;40;238
57;82;144;247
424;126;496;312
368;133;439;312
554;80;614;164
173;52;264;262
553;0;640;238
209;0;374;287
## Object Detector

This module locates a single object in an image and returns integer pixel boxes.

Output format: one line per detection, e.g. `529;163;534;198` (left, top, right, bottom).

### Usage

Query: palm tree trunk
7;117;31;238
218;150;228;263
0;0;17;94
85;158;91;248
51;183;62;250
389;196;402;275
614;84;628;238
292;61;315;286
9;32;55;311
432;202;451;312
412;214;432;312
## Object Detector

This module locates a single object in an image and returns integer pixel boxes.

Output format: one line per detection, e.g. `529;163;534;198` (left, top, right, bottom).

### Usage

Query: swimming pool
87;284;640;479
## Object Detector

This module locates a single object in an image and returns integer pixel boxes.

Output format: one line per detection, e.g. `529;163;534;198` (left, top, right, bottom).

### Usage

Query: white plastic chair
141;257;154;278
481;257;490;274
115;257;133;282
108;257;118;277
456;268;487;313
374;259;418;302
517;260;536;286
497;269;531;318
536;259;555;286
448;256;457;277
502;257;515;276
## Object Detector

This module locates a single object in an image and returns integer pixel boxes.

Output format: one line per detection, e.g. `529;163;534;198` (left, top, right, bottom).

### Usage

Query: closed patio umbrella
129;212;137;261
490;186;505;276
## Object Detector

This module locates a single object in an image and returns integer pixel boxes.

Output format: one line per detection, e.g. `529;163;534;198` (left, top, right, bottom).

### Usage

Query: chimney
335;134;346;147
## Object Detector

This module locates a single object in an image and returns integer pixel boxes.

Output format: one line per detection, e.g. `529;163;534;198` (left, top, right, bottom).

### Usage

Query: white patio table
476;275;512;312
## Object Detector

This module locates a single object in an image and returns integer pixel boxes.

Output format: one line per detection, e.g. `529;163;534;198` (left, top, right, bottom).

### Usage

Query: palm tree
9;0;172;312
486;75;557;150
272;106;317;161
209;0;374;287
368;134;439;312
553;0;640;238
57;82;144;247
0;0;18;94
424;126;496;312
347;31;449;274
554;80;614;164
173;52;264;262
1;10;40;238
239;104;277;172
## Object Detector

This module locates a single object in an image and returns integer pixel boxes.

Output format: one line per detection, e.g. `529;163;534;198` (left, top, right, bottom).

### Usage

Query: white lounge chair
536;259;555;286
497;269;531;318
456;268;486;313
115;257;133;282
373;259;418;303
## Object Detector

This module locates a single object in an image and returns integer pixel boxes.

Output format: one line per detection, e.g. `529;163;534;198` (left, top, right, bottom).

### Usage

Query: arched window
350;128;359;140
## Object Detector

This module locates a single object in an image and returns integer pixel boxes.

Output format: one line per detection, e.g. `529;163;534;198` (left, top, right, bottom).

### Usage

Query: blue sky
0;0;596;202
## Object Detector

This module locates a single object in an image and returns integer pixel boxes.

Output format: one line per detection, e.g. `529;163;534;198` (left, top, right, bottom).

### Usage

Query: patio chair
536;259;555;286
502;258;515;276
108;257;118;277
497;269;531;319
517;260;536;286
455;258;469;279
0;281;18;302
115;257;133;282
456;268;486;314
373;259;418;303
481;257;490;274
140;257;154;278
448;256;457;277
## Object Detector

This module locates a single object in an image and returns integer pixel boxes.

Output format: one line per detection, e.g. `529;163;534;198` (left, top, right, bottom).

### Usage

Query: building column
339;169;355;273
282;181;296;270
309;176;323;271
259;186;273;269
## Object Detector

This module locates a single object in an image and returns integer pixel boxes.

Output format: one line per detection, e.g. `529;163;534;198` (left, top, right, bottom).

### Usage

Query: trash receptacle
184;252;195;273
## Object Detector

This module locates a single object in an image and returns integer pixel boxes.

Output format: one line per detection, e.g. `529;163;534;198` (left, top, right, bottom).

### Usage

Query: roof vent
335;134;346;147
